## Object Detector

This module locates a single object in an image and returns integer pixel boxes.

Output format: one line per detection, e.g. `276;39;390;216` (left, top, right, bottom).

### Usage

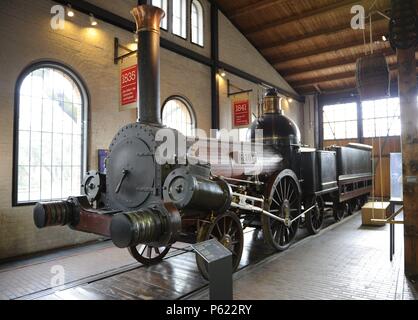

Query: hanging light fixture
67;4;75;17
89;14;98;26
218;68;226;78
134;32;138;43
287;98;293;103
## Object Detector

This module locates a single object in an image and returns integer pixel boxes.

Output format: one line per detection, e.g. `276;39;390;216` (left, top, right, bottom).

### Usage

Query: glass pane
53;100;63;133
162;99;194;137
323;122;335;140
30;132;42;167
62;166;72;197
42;98;53;133
19;96;31;130
17;166;30;202
172;0;186;37
374;99;388;118
334;122;346;139
362;101;375;119
52;133;63;167
62;134;72;166
20;75;31;96
375;118;389;137
43;68;54;99
41;166;52;200
363;119;375;138
323;105;334;123
42;133;52;166
31;69;43;98
31;98;42;132
389;118;401;136
72;167;81;196
51;166;62;199
346;121;358;139
62;102;73;134
29;166;41;201
18;131;30;166
72;136;82;166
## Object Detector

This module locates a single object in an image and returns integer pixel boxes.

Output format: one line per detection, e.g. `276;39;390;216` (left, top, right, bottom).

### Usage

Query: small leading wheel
128;244;171;265
196;211;244;280
262;170;301;252
305;196;325;235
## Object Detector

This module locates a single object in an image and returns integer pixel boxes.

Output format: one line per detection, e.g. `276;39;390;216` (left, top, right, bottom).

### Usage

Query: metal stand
192;239;233;300
389;200;403;261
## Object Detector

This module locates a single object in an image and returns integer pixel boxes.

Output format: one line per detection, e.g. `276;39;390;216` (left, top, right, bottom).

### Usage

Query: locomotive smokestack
131;5;165;125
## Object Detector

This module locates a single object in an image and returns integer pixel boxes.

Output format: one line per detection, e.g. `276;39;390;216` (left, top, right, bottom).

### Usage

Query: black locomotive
33;5;373;278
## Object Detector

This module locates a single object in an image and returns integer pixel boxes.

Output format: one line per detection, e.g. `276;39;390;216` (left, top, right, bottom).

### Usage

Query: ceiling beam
260;15;387;53
291;63;418;88
229;0;289;19
271;35;389;66
290;71;357;88
245;0;360;37
278;47;395;77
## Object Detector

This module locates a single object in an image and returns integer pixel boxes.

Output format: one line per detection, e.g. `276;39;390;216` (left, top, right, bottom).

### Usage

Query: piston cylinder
110;203;181;248
163;167;232;213
33;201;75;229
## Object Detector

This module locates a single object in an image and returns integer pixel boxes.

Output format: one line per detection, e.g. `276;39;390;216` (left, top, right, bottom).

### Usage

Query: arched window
191;0;204;46
172;0;187;38
14;63;87;205
162;97;195;137
152;0;168;30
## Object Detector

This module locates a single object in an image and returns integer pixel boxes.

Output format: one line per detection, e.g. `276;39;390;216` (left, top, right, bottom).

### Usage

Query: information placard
232;97;250;128
119;62;138;111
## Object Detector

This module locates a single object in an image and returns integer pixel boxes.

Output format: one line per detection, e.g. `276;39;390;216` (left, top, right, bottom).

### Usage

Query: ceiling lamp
67;5;74;17
90;14;98;26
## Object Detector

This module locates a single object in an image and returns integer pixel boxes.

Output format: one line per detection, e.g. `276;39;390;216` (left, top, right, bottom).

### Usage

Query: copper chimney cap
131;5;165;33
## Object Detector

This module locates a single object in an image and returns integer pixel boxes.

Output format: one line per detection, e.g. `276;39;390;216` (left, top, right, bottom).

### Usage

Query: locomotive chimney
131;5;165;125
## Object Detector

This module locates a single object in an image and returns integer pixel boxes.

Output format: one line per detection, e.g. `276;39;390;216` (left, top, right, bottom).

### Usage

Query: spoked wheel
262;170;301;252
305;195;325;235
333;202;346;222
196;211;244;280
128;244;171;265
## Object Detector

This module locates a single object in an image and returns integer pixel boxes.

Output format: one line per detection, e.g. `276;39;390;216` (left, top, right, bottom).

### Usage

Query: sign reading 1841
120;64;138;111
232;98;250;128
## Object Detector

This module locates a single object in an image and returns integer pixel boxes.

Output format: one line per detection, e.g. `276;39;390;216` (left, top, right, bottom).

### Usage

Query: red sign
120;65;138;106
232;99;250;127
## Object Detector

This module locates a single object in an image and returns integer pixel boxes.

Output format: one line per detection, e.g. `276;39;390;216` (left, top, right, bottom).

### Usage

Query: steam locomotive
33;5;373;278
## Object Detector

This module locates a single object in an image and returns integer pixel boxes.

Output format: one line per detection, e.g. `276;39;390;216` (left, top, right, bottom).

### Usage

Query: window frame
190;0;204;47
12;61;89;207
361;98;401;138
161;95;197;137
322;102;359;141
172;0;188;39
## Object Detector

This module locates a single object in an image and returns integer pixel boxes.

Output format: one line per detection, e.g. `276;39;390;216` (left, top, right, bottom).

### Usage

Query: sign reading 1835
120;64;138;111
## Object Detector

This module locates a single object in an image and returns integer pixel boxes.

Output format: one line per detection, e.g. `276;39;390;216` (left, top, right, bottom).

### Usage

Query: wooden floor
15;213;337;300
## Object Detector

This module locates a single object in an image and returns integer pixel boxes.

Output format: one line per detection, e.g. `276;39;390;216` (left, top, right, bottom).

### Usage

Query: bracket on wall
114;38;137;65
227;80;253;97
